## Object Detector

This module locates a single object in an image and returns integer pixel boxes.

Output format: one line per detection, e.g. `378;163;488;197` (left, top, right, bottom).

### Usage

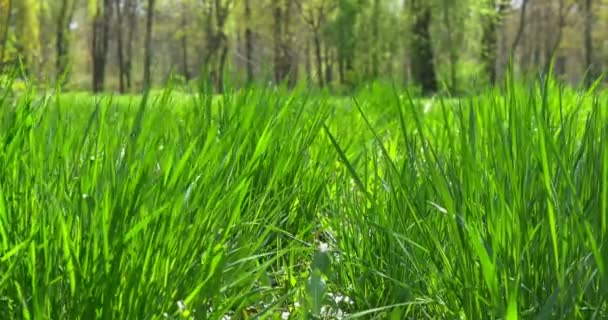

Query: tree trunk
216;33;228;92
214;0;231;92
371;0;380;78
480;1;507;85
202;3;218;89
583;0;593;85
272;1;283;84
115;0;126;93
481;17;498;84
124;0;136;90
272;0;296;86
143;0;155;91
181;1;190;81
92;0;112;93
441;0;457;91
283;0;297;87
544;0;568;74
511;0;529;55
244;0;253;83
143;0;154;91
410;1;437;94
338;56;344;85
324;43;332;87
55;0;68;82
313;30;323;87
346;48;354;85
1;0;13;63
305;39;311;84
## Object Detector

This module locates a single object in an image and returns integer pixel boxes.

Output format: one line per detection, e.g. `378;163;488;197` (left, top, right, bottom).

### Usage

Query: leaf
305;270;326;317
311;250;331;276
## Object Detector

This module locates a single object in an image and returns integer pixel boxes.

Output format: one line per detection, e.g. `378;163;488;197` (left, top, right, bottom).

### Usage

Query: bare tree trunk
115;0;126;93
272;1;283;84
313;30;323;87
216;34;228;92
544;0;569;73
214;0;231;92
583;0;593;85
338;55;344;84
143;0;155;91
283;0;297;87
481;2;505;85
202;3;216;87
1;0;13;63
511;0;529;55
200;0;232;92
143;0;154;90
125;0;136;91
181;1;190;81
441;0;456;91
410;0;437;94
92;0;112;93
244;0;253;83
371;0;380;78
56;0;68;82
324;43;332;87
305;39;311;84
271;0;296;87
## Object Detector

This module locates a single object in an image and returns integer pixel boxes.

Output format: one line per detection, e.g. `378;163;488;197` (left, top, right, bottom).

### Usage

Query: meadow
0;74;607;319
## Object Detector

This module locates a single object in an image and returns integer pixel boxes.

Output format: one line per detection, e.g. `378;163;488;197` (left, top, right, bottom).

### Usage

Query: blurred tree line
0;0;604;93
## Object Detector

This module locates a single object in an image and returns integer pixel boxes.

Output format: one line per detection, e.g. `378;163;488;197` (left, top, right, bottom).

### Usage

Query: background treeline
0;0;604;93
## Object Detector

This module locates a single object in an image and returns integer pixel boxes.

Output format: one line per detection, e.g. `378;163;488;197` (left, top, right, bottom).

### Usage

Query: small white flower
177;300;186;313
318;242;329;253
424;101;432;114
333;293;353;305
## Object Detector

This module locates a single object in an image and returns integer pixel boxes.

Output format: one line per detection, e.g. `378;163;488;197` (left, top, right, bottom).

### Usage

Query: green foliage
0;75;607;319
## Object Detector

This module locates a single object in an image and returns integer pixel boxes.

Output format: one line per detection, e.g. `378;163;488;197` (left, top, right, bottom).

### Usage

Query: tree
330;0;359;85
180;0;191;81
480;0;508;85
143;0;155;91
55;0;78;84
272;0;298;87
13;0;40;72
511;0;529;54
1;0;605;92
0;0;12;64
583;0;593;85
371;0;380;78
297;0;337;87
544;0;574;73
114;0;126;92
409;0;437;94
272;0;284;84
91;0;112;92
439;0;465;91
244;0;253;83
201;0;233;92
124;0;137;90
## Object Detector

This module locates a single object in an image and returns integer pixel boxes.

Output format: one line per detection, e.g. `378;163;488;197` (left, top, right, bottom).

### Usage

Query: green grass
0;75;607;319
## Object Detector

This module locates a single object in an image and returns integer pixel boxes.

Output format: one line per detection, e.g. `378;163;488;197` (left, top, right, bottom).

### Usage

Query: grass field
0;75;607;319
